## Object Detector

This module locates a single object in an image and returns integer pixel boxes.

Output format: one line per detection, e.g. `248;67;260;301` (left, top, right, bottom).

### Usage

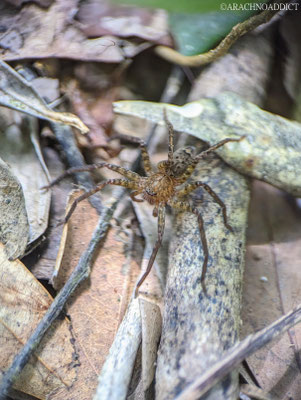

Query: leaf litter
47;189;142;400
0;244;76;399
0;0;157;63
4;4;300;398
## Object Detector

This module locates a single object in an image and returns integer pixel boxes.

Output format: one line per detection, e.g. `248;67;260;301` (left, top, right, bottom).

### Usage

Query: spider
45;110;243;295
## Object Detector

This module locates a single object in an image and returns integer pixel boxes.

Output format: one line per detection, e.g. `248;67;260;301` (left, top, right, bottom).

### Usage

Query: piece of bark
171;303;301;400
155;33;273;399
156;159;250;400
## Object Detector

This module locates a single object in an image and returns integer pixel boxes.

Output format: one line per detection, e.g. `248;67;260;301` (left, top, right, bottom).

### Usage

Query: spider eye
146;188;157;196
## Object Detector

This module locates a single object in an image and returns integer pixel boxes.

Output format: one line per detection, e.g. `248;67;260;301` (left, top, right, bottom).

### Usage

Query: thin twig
155;0;291;67
93;298;142;400
175;303;301;400
50;123;103;214
0;188;124;400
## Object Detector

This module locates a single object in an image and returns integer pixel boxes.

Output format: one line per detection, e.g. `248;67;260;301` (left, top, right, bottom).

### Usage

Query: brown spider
45;110;243;295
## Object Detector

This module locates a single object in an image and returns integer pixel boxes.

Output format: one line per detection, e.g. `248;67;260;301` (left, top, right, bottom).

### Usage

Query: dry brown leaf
0;60;88;134
0;244;77;399
0;1;147;63
0;109;51;245
242;181;301;399
0;157;29;260
29;145;71;280
49;191;141;400
77;0;171;45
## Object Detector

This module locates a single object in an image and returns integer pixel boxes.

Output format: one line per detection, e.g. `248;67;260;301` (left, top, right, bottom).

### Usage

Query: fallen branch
175;303;301;400
93;298;142;400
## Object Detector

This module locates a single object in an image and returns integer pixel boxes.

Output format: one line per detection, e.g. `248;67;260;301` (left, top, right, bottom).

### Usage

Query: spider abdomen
142;173;175;205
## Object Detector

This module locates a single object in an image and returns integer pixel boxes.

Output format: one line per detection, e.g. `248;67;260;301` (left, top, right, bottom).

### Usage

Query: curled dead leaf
0;157;29;260
0;60;88;134
0;111;51;245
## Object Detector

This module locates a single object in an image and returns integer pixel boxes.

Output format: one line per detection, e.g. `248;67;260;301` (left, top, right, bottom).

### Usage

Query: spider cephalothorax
142;172;176;205
45;110;243;295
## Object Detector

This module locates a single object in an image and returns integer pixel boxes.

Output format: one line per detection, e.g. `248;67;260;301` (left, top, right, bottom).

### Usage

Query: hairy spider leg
135;203;166;296
64;178;140;224
176;137;243;184
113;133;153;176
163;108;174;163
43;162;141;189
176;181;233;231
168;199;208;294
196;137;243;159
130;190;144;202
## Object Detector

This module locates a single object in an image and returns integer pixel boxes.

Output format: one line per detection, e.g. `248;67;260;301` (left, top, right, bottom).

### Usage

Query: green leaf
169;10;255;56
